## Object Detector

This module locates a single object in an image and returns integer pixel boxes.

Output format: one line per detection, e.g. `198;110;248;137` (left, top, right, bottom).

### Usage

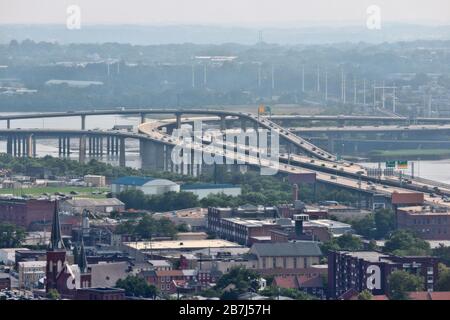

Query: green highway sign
386;161;396;168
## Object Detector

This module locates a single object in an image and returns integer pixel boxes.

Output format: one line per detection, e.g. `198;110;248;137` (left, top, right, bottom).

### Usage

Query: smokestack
292;184;299;201
294;214;309;237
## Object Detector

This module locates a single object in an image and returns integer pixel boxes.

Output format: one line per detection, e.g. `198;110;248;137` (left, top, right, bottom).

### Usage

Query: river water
1;112;449;184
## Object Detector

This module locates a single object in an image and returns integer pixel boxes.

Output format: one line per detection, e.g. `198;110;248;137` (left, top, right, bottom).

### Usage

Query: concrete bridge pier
88;136;92;156
106;136;111;155
6;136;13;155
81;115;86;130
176;113;182;129
220;115;227;131
13;137;17;157
240;118;247;132
140;140;165;171
25;134;34;157
16;138;22;157
115;136;119;155
6;119;10;129
79;135;86;164
119;137;126;167
140;113;146;124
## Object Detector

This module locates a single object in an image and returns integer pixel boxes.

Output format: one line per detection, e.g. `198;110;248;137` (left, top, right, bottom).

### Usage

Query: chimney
292;184;299;202
293;214;309;237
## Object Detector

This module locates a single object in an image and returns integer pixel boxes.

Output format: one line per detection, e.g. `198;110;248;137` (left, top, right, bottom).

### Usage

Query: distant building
111;176;179;196
180;183;241;199
84;175;106;187
75;287;125;300
273;274;325;299
142;269;210;295
0;198;54;230
153;208;207;231
148;260;172;271
0;273;11;290
397;206;450;240
60;198;125;215
0;248;29;266
17;260;46;289
249;242;322;270
45;79;104;88
328;250;439;299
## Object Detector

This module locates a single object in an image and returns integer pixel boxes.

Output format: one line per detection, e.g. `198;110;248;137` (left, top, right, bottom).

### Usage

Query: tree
46;289;60;300
0;223;26;248
436;263;450;291
383;230;431;256
358;289;373;300
374;209;396;238
320;233;363;255
216;267;260;294
432;244;450;266
387;270;424;300
260;286;317;300
116;275;158;299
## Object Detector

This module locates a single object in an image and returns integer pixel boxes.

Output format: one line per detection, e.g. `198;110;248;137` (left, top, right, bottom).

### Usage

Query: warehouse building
111;176;179;196
60;198;125;215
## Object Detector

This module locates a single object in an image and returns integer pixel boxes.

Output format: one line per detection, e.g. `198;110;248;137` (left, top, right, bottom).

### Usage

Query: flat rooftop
339;251;389;263
124;239;242;251
398;206;450;215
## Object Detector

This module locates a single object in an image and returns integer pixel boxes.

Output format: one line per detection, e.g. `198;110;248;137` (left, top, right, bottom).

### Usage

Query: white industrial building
111;176;180;196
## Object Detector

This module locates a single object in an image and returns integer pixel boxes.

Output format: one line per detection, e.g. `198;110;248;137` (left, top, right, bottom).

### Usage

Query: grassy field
0;186;109;198
369;149;450;160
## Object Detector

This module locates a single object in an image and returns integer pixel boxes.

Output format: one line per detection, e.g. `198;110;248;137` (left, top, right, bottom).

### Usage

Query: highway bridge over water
1;108;450;209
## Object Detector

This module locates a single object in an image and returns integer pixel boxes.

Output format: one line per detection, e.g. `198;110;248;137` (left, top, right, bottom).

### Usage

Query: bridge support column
79;135;86;164
13;137;17;157
220;115;226;131
115;136;119;155
67;137;71;156
140;113;146;124
106;136;111;155
7;119;10;129
26;134;33;157
22;137;27;158
176;113;182;129
17;138;21;157
140;140;165;171
62;136;66;157
33;137;37;157
81;115;86;130
119;137;126;167
6;136;12;156
240;118;247;132
99;137;103;156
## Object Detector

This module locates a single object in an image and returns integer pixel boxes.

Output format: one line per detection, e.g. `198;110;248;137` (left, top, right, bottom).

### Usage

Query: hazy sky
1;0;450;26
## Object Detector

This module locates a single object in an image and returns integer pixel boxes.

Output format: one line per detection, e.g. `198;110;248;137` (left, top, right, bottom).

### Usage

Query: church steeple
78;239;88;273
49;201;65;251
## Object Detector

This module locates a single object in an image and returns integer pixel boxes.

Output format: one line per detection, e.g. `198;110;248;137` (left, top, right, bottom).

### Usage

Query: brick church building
45;202;124;300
